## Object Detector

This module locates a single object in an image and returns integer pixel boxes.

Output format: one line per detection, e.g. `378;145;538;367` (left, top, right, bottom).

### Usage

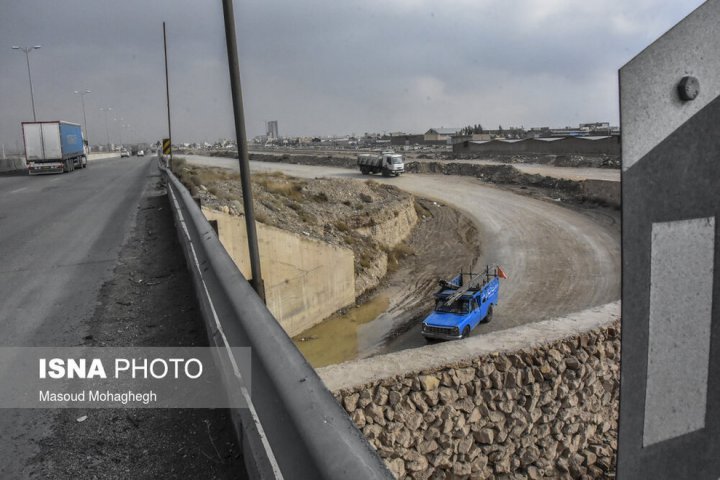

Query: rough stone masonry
322;306;620;479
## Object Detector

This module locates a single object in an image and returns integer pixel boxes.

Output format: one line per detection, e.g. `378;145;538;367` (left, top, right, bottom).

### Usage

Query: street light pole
113;117;124;147
99;107;111;150
221;0;265;301
73;89;91;146
11;45;41;121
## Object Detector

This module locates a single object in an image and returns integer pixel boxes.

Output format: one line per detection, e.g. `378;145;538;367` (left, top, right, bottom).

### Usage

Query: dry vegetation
171;159;415;278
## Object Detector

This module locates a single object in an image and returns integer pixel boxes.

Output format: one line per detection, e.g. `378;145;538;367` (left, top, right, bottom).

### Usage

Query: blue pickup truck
421;267;505;341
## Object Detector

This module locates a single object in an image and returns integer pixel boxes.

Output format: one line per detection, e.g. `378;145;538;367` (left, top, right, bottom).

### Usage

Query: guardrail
161;162;392;480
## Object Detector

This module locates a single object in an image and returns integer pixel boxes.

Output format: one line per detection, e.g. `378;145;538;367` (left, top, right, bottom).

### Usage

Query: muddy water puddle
292;295;390;368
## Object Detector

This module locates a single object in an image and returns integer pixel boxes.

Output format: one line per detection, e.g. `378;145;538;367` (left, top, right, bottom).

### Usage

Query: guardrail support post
221;0;265;302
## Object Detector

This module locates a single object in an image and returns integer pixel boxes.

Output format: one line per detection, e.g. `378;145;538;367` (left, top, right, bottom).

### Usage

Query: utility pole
11;45;41;121
100;107;111;150
221;0;265;301
163;22;173;168
73;89;91;146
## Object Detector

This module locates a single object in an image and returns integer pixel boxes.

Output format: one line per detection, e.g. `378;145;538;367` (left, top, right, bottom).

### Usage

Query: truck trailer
22;121;88;175
357;151;405;177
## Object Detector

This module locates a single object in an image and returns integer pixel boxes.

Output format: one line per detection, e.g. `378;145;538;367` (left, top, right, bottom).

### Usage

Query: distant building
266;120;279;139
453;135;620;156
424;127;462;142
390;133;425;147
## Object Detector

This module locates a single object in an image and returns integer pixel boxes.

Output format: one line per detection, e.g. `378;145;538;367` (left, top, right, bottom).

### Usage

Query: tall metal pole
12;46;41;121
163;22;173;168
24;52;37;122
74;90;91;146
220;0;265;301
100;107;111;150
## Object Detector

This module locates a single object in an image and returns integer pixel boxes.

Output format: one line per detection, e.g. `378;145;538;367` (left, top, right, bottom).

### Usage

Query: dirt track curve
186;155;620;354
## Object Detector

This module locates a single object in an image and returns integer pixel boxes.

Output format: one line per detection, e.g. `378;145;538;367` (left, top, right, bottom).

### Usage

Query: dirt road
186;155;620;355
245;148;620;182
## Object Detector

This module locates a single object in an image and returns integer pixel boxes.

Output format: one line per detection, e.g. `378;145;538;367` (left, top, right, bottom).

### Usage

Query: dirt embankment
171;160;418;296
450;153;620;169
194;151;619;209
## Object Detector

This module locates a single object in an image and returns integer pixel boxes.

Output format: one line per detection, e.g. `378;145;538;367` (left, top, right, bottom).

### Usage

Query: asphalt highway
0;156;155;477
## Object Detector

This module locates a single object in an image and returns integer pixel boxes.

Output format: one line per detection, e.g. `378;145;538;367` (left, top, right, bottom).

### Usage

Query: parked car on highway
137;150;145;157
120;149;130;158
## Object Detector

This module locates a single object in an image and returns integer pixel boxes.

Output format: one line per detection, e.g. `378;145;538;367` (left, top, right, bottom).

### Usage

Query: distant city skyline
0;0;705;151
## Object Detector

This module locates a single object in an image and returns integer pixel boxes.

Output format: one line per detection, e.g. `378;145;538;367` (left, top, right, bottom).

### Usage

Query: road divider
160;161;392;479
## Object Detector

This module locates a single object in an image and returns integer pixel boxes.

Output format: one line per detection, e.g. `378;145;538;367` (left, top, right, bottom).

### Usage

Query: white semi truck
22;121;88;175
357;151;405;177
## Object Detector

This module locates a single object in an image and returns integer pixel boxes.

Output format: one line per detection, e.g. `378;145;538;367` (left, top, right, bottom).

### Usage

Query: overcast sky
0;0;705;150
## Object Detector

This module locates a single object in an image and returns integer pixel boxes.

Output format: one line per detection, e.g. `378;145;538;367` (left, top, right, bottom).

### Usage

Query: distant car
137;150;145;157
120;149;130;158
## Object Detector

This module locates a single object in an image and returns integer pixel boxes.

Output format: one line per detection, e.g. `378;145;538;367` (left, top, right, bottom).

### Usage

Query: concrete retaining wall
88;152;121;161
203;208;356;337
319;303;620;479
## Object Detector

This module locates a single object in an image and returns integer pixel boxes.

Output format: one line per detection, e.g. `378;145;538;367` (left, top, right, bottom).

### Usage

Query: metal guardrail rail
161;162;392;480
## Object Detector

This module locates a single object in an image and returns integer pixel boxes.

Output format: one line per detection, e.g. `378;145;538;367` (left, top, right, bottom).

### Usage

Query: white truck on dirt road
22;121;88;175
357;151;405;177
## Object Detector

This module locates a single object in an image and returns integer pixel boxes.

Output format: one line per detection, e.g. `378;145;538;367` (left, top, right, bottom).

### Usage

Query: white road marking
8;187;27;194
644;216;715;446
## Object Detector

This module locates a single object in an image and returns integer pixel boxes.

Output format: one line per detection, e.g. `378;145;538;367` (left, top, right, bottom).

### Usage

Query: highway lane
0;156;155;477
0;156;154;345
186;155;620;355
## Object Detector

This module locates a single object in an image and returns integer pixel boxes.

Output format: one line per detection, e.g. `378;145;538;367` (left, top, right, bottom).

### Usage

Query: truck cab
381;152;405;176
421;269;502;341
357;151;405;177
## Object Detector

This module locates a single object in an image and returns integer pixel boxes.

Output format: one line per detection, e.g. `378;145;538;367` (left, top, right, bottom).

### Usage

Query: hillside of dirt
178;150;619;208
171;159;420;294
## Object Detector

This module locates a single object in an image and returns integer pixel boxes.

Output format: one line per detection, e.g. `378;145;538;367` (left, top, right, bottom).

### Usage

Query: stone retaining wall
319;303;621;479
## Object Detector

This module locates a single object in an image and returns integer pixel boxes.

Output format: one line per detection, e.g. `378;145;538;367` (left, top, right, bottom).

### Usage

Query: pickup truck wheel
462;326;471;338
485;306;493;323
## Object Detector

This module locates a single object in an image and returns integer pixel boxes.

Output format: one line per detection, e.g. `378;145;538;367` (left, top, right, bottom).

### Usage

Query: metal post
12;46;41;121
100;107;111;150
74;90;91;146
220;0;265;301
163;22;173;169
24;52;37;122
80;95;87;142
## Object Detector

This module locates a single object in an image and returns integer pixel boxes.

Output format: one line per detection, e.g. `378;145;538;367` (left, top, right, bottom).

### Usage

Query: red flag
496;266;508;279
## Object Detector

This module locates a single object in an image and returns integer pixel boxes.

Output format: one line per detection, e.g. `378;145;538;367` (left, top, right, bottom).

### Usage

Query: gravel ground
26;178;246;479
